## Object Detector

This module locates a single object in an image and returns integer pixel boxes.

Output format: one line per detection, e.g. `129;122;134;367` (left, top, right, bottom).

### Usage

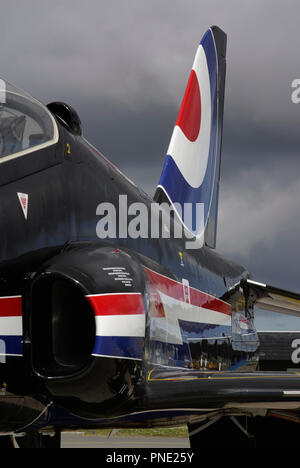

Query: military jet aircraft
0;26;300;448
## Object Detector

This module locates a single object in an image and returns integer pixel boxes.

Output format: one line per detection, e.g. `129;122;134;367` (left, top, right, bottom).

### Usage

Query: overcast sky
1;0;300;328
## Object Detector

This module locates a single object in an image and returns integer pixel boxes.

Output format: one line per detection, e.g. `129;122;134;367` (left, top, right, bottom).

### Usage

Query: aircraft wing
245;279;300;317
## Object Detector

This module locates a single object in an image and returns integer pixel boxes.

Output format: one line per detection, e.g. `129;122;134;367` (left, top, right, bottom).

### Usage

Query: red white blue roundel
157;28;219;237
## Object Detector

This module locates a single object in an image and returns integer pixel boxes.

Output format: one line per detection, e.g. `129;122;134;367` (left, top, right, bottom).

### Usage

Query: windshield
0;79;58;162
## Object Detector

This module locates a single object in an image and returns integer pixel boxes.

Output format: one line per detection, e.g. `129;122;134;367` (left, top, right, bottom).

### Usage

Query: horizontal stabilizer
246;280;300;317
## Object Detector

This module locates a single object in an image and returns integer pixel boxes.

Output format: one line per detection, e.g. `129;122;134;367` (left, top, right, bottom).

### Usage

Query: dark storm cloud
1;0;300;171
1;0;300;322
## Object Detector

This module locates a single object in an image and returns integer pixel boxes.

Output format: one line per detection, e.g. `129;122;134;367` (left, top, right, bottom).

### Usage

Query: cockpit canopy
0;79;58;162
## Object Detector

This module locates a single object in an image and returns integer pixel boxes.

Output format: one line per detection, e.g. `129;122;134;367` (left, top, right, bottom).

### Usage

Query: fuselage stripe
0;297;23;356
87;293;145;316
144;267;231;316
0;296;22;317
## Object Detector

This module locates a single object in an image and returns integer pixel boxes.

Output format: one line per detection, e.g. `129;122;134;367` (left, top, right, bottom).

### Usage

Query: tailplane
154;26;227;248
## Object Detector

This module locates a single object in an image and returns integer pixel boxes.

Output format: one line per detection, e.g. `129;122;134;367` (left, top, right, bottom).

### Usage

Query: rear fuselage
0;122;259;428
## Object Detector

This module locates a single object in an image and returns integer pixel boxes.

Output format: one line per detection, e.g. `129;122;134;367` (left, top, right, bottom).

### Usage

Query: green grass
86;426;189;438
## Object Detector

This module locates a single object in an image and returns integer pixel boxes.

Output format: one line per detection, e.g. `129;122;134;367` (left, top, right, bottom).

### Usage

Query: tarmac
61;432;190;449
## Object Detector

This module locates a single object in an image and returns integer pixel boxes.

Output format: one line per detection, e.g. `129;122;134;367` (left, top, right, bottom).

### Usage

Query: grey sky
1;0;300;328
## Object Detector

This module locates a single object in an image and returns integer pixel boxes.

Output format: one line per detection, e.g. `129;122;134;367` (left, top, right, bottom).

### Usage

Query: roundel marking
175;70;201;142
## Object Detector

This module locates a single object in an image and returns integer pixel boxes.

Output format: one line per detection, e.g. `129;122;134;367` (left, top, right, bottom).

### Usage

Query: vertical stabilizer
154;26;227;248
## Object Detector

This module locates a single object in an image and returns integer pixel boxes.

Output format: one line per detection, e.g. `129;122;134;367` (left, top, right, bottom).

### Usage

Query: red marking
147;275;166;318
87;293;145;316
176;70;201;142
183;285;190;304
0;297;22;317
144;267;231;316
17;193;28;219
145;268;185;303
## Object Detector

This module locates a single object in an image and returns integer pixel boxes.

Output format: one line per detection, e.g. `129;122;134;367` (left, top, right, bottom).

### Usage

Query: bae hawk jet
0;26;300;448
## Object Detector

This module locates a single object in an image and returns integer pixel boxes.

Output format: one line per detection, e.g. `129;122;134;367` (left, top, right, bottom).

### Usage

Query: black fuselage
0;122;258;431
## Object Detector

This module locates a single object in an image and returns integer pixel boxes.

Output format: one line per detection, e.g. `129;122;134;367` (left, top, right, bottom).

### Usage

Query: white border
0;92;59;164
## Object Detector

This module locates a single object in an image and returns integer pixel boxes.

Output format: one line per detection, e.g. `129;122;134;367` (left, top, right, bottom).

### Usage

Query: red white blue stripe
0;296;23;357
145;267;231;344
87;293;146;360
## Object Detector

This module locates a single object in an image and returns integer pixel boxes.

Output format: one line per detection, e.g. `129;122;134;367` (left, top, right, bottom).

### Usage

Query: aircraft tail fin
154;26;227;248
